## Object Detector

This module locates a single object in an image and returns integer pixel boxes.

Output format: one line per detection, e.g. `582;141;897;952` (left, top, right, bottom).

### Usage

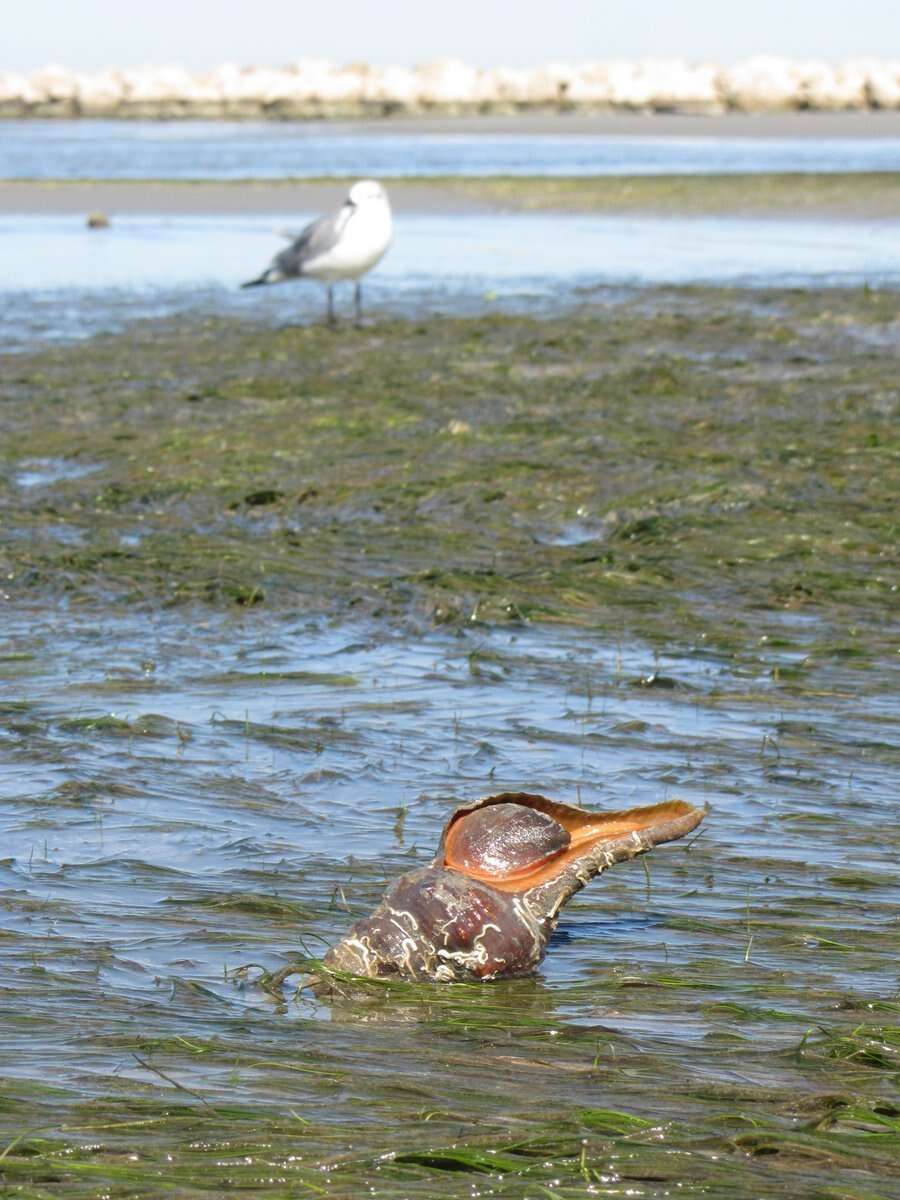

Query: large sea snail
324;792;704;982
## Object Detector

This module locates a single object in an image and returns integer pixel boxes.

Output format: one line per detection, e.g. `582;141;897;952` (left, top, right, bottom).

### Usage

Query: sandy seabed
3;171;899;221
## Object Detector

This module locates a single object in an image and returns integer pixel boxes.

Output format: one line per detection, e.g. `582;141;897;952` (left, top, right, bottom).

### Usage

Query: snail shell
444;802;570;883
323;792;705;983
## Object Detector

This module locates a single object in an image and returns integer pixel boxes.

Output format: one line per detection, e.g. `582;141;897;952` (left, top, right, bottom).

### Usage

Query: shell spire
324;792;704;983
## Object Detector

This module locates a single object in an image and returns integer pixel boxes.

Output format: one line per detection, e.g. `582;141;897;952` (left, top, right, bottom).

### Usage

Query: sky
5;0;900;72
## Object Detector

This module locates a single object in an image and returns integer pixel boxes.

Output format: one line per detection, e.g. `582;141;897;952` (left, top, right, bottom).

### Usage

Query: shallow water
4;119;900;179
3;210;899;350
1;603;895;1014
2;284;899;1195
1;604;897;1195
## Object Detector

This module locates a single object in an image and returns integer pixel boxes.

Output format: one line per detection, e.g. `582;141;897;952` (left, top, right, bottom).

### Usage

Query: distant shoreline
4;172;898;220
4;57;900;119
3;111;900;137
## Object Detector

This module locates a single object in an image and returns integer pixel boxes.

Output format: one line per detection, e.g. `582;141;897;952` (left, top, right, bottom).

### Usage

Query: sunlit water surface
1;606;895;1073
4;119;900;179
3;211;899;351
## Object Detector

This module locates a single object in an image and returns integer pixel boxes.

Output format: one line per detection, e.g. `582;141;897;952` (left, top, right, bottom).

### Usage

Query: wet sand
312;110;900;138
3;171;899;218
5;110;900;137
0;178;489;216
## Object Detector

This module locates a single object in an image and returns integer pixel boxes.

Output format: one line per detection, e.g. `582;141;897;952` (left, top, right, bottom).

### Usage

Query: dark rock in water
324;791;704;982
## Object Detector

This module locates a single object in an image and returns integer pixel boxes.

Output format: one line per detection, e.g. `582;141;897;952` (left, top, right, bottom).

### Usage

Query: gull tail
241;269;273;289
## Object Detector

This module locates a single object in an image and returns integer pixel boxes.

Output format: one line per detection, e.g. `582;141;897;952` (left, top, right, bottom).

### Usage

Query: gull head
347;179;389;208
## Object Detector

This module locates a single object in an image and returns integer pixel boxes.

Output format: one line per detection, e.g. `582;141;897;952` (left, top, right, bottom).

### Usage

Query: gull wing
274;206;352;278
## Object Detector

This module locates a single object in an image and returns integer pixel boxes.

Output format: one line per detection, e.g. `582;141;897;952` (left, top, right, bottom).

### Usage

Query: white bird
242;179;392;326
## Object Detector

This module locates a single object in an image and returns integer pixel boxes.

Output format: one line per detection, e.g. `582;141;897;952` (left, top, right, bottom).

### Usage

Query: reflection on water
3;119;900;179
2;211;898;351
14;457;102;489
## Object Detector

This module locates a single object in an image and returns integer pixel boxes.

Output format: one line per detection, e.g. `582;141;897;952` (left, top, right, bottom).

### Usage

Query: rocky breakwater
2;56;900;119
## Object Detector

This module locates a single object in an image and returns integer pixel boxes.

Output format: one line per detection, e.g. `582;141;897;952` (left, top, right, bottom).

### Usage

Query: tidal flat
0;287;898;1198
2;285;898;630
4;171;900;218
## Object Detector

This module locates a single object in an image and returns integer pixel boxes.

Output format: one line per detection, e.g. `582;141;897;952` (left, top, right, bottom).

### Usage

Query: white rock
861;58;900;108
8;56;900;115
310;63;366;103
640;59;721;109
0;71;41;104
232;66;287;103
204;61;241;98
185;63;243;103
254;68;302;104
606;60;657;107
257;68;315;104
75;70;125;113
521;62;575;105
361;64;421;106
260;60;358;104
471;69;501;105
719;56;801;110
31;63;78;102
121;64;200;103
485;66;533;105
795;59;867;109
566;63;613;105
415;58;480;105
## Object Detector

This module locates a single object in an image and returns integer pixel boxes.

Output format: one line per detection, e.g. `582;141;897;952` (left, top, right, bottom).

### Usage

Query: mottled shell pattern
324;791;704;983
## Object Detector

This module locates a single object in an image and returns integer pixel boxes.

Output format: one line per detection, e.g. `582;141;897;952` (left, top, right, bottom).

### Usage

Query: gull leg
326;286;336;328
353;281;363;328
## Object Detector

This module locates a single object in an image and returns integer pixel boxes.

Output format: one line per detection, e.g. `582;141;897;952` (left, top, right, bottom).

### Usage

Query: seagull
242;179;392;326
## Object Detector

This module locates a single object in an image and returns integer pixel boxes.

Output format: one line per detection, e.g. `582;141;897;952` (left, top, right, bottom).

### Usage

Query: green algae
2;286;898;658
1;284;898;1200
440;171;900;218
4;172;899;218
